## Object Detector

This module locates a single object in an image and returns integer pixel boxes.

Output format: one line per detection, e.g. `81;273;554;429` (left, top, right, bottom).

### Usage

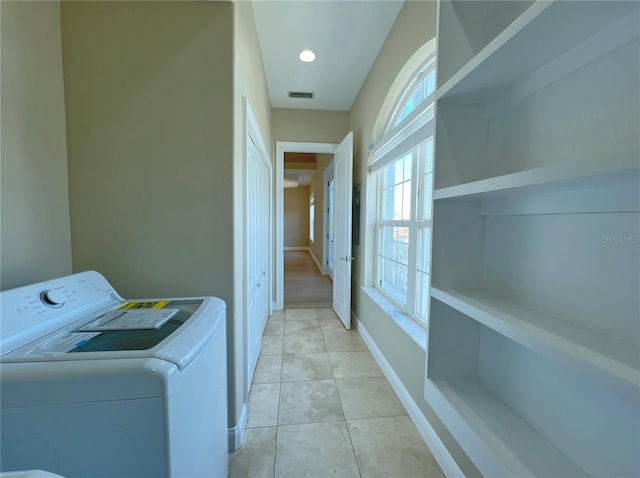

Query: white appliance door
332;132;354;329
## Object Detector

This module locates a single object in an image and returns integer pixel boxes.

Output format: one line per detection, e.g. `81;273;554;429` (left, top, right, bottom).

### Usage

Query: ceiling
252;0;404;111
284;153;316;186
284;169;315;186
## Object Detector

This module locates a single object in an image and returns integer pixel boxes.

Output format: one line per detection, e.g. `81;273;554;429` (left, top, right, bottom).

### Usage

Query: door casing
275;141;337;310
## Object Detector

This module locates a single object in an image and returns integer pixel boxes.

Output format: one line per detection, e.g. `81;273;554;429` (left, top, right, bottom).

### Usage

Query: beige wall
348;1;479;475
284;186;310;248
0;1;72;290
272;108;349;147
63;1;234;298
234;1;271;152
61;0;242;429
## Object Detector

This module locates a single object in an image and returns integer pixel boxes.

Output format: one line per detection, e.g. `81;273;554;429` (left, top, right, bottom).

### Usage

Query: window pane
394;158;404;184
379;154;412;221
421;139;434;221
418;227;431;273
422;172;433;220
416;227;431;320
402;182;411;219
403;153;413;181
381;186;395;220
395;261;408;305
394;69;435;128
376;225;409;306
410;81;424;110
425;70;436;98
425;138;434;173
416;270;430;320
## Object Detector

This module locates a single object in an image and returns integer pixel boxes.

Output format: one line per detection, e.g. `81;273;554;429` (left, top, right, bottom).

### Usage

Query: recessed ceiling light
299;49;316;63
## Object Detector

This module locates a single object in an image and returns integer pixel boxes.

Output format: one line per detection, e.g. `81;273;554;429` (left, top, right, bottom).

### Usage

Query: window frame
369;55;436;326
385;56;436;139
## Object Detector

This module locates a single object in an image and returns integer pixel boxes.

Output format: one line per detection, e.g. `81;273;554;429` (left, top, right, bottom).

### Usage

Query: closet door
245;106;272;385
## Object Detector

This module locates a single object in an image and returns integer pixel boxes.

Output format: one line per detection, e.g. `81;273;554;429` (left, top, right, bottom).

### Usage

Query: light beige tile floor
229;307;444;478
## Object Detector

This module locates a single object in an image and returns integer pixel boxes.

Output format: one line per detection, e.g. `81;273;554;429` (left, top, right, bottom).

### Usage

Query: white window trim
369;105;434;173
368;56;436;328
385;55;436;137
372;141;432;326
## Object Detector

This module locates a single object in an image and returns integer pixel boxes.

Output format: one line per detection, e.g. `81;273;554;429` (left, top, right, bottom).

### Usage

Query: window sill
361;287;427;352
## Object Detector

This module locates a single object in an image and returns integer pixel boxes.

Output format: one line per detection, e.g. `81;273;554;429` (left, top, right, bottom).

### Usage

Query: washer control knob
40;289;65;308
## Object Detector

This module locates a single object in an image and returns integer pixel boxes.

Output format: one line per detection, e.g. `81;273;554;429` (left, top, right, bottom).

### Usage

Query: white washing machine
0;271;228;478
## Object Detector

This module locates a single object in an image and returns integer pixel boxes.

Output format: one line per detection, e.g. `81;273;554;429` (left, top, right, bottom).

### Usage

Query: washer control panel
1;271;120;355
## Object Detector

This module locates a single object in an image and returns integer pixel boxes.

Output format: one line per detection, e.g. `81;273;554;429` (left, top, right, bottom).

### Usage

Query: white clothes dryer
0;271;228;478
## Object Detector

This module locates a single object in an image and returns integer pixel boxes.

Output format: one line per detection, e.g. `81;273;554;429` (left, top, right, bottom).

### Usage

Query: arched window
389;58;436;130
369;55;436;324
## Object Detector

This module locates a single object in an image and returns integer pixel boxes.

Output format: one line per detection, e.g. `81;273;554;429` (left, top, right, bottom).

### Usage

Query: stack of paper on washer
79;308;178;331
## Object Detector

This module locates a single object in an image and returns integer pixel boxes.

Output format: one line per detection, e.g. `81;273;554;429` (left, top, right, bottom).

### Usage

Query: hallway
229;306;444;477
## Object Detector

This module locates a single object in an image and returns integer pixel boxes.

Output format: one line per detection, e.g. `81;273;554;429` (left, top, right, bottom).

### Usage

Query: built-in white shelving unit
426;1;640;476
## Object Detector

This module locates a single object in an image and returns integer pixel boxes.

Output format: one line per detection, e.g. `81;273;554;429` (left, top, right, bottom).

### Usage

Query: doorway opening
275;141;336;310
281;149;334;308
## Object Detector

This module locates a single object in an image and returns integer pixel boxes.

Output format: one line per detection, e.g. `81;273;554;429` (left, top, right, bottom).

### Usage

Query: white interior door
246;136;263;382
245;101;271;385
332;132;353;329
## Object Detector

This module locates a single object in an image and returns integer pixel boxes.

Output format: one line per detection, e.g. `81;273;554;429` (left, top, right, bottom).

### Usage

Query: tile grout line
273;311;284;478
334;377;356;458
341;392;364;478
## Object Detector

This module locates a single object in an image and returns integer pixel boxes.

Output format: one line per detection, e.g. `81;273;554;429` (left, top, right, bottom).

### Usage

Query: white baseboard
308;248;324;274
228;403;247;452
283;246;309;251
355;315;464;478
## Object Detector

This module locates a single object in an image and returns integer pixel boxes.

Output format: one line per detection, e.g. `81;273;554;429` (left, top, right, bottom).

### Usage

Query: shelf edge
430;287;640;399
425;378;589;477
433;151;640;200
436;0;552;100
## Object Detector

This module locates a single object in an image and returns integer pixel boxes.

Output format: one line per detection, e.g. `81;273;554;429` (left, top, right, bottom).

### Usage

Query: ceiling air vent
288;91;314;99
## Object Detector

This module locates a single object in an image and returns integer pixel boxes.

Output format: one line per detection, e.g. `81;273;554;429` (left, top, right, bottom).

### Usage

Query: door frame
275;141;337;310
323;159;335;279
